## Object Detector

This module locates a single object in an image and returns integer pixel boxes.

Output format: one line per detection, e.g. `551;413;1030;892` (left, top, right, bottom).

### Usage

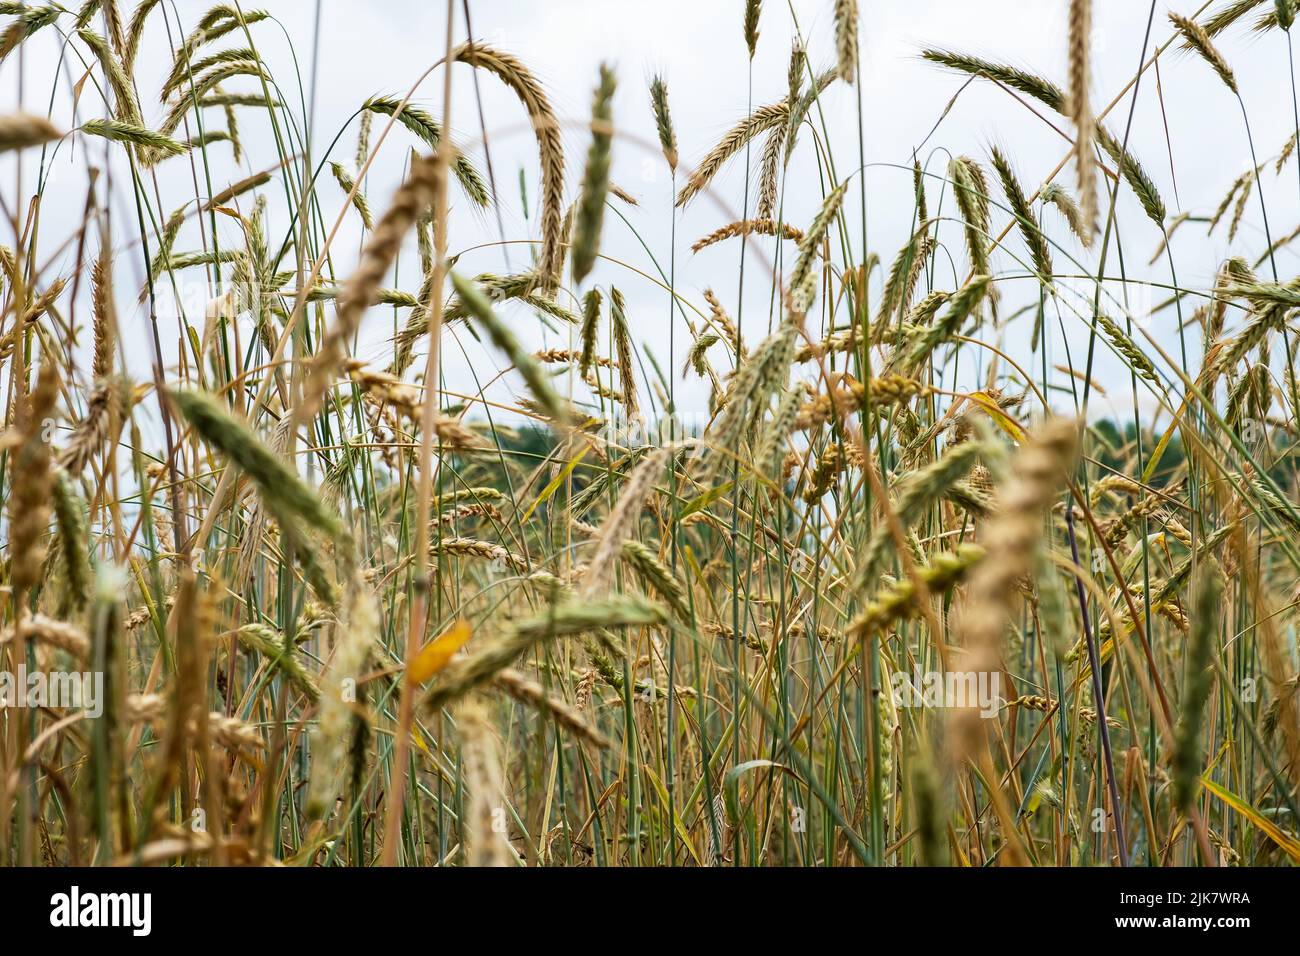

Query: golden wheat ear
0;112;63;152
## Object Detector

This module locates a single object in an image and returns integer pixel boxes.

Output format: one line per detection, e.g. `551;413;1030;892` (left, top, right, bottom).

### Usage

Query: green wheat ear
80;118;188;156
648;74;678;171
1172;567;1223;813
423;596;667;714
170;388;346;543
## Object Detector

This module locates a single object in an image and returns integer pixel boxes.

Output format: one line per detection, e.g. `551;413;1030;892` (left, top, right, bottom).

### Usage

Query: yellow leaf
639;764;703;865
520;446;588;523
411;725;431;757
408;619;472;684
1142;397;1187;484
679;481;733;520
73;69;90;107
1201;776;1300;862
967;390;1026;442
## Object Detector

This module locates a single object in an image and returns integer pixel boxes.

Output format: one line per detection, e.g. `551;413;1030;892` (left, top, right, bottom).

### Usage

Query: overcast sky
7;1;1299;428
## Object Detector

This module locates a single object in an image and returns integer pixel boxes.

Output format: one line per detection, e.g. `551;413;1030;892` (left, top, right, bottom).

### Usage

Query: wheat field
0;0;1297;868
